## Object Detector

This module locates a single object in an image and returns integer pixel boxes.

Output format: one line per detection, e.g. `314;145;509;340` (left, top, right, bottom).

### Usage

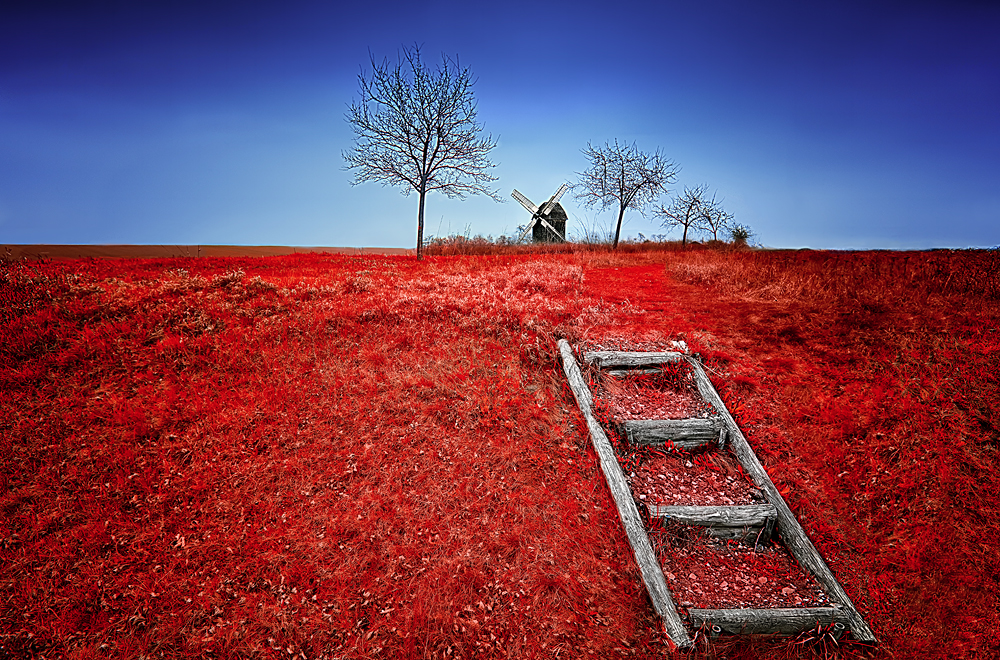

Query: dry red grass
578;247;1000;658
2;246;998;659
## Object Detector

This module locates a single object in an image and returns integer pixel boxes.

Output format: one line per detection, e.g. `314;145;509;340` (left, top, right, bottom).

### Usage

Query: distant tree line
344;45;754;256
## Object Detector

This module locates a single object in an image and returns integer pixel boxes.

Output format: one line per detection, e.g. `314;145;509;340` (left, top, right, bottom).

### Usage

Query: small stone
758;577;767;584
689;573;697;580
666;572;676;580
781;587;794;595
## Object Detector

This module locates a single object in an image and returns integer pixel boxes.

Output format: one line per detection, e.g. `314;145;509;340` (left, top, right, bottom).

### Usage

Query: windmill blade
539;217;566;242
511;189;539;214
517;216;540;243
539;183;570;217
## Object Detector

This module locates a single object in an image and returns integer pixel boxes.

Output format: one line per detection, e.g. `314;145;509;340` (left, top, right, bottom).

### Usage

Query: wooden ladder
557;340;876;649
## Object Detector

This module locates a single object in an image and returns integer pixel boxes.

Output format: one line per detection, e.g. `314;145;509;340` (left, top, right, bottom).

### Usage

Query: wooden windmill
513;183;570;243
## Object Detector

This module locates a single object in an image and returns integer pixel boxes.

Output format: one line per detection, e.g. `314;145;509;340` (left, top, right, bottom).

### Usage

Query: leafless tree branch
344;45;501;259
572;139;678;248
654;184;713;246
699;194;734;242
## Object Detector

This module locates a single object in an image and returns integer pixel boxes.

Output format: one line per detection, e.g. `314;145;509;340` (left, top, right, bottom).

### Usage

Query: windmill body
512;184;570;243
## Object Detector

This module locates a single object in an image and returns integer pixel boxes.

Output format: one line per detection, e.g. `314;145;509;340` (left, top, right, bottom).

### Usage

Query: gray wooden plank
689;607;849;635
645;504;776;541
624;418;720;450
583;350;684;369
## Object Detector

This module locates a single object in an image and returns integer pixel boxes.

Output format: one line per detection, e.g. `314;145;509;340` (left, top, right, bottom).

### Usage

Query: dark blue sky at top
1;0;997;248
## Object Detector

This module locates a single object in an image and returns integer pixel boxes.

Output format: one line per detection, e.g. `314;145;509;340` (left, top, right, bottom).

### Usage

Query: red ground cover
578;247;1000;658
627;450;760;507
2;246;999;659
662;537;831;610
594;370;714;421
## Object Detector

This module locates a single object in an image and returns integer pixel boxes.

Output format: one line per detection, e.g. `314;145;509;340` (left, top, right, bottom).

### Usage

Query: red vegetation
2;246;999;659
661;537;831;610
594;370;714;421
580;247;1000;658
628;450;760;507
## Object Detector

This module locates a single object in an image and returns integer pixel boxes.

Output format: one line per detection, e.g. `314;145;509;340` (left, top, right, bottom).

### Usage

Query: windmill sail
517;218;539;243
539;183;569;217
539;217;566;241
511;189;538;214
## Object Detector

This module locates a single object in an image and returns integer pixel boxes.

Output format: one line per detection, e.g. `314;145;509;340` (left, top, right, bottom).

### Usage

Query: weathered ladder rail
556;341;692;649
582;348;877;643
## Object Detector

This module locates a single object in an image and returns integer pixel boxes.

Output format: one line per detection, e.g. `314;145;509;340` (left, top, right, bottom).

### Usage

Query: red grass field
2;246;999;659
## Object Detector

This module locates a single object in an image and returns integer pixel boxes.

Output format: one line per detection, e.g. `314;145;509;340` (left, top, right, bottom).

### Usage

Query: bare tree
655;184;711;246
699;195;734;242
574;140;678;249
344;45;501;259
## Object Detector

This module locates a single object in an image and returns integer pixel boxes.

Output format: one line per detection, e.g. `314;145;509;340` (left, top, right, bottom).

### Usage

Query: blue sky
1;0;997;249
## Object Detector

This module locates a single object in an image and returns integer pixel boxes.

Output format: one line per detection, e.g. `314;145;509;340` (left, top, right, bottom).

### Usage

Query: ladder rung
689;606;849;635
584;350;684;369
624;418;720;449
645;504;776;541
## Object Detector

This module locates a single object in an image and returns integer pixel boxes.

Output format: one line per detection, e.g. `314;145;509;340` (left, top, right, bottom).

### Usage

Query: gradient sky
2;0;998;249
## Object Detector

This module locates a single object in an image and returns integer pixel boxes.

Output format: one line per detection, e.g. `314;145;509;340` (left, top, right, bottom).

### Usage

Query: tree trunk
682;224;688;246
416;186;426;260
613;205;626;249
